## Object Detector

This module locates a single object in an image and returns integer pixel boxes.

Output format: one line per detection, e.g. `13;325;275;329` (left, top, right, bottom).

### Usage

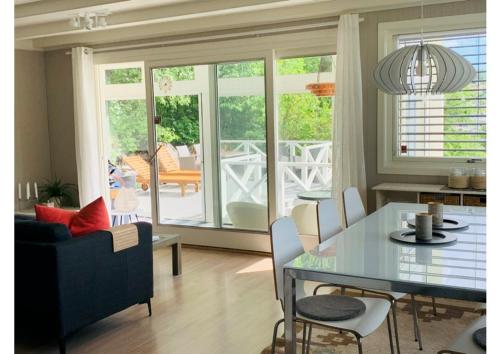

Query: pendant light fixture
373;1;476;95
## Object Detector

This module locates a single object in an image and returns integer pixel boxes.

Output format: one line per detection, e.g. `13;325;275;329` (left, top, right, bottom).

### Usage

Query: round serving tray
390;229;457;245
407;217;469;231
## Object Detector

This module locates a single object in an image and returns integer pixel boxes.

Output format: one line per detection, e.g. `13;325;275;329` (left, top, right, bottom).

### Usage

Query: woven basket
470;176;486;190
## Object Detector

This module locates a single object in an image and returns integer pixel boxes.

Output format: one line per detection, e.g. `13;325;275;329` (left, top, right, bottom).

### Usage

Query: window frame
377;13;486;176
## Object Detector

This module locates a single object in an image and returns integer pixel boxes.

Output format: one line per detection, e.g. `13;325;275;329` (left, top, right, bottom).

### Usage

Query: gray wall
359;0;486;212
15;50;52;209
44;49;79;196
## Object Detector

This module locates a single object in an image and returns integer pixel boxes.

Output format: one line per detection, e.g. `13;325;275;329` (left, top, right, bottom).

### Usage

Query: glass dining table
282;202;486;353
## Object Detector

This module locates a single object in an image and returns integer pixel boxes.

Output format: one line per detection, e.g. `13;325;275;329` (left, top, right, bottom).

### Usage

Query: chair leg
386;314;394;354
361;289;365;297
271;318;285;354
356;335;363;354
147;299;152;317
411;294;423;350
391;301;401;354
301;323;307;354
432;296;437;316
58;337;66;354
306;323;313;354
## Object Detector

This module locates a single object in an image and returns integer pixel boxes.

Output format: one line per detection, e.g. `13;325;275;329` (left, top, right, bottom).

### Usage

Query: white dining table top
285;202;486;299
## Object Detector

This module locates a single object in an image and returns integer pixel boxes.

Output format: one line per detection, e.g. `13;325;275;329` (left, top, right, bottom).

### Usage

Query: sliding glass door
146;59;268;231
216;60;268;231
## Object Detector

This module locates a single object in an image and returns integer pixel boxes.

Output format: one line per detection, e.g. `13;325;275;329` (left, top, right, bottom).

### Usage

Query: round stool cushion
296;295;366;321
473;327;486;349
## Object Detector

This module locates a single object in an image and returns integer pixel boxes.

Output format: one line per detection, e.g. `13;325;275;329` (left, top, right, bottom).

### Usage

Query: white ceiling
14;0;468;50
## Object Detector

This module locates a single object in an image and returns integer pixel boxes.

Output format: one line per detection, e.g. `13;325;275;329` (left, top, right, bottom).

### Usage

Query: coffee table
153;234;182;276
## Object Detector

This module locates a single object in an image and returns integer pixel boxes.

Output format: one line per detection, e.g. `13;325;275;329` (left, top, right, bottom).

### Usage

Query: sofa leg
59;337;66;354
147;299;152;317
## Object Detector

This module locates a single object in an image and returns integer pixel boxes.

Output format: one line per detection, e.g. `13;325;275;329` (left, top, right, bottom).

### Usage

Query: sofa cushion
35;204;77;227
70;197;110;237
15;220;72;243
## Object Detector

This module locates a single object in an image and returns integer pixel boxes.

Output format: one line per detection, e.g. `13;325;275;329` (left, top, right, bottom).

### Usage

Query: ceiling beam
16;0;295;40
15;0;129;19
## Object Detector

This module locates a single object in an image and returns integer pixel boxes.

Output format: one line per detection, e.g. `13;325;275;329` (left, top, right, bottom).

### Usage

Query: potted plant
38;178;76;207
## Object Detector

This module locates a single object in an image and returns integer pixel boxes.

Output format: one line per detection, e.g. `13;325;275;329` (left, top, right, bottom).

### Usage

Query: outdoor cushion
296;295;366;321
473;327;486;349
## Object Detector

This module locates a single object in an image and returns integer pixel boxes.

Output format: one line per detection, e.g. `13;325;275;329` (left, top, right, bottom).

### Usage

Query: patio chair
226;201;268;231
122;155;200;197
158;144;199;172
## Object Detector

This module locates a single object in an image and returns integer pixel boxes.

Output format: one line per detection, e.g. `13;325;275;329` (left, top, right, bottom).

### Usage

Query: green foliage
107;100;148;161
219;96;266;140
105;68;142;84
217;61;264;78
279;94;333;140
278;55;333;75
38;178;77;206
155;95;200;144
443;87;486;158
154;66;195;81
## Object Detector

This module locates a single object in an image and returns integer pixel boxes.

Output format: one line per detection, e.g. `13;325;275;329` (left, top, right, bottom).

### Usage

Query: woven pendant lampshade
373;43;476;95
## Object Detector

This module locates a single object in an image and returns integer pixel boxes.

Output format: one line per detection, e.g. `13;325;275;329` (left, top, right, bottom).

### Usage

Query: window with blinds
396;30;486;159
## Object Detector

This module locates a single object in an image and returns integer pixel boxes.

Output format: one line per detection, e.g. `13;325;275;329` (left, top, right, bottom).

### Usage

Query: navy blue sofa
15;215;153;353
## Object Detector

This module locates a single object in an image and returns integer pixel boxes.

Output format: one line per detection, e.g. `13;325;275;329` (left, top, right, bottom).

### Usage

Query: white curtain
72;47;109;208
332;14;367;221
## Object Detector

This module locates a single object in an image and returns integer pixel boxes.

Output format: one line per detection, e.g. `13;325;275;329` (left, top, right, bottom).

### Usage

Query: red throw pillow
70;197;110;237
35;204;77;227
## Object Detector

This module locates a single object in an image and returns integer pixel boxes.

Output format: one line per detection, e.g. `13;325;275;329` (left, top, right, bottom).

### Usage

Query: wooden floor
15;247;283;354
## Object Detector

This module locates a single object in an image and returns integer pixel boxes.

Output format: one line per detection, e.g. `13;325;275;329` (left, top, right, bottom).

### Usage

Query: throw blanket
108;224;139;252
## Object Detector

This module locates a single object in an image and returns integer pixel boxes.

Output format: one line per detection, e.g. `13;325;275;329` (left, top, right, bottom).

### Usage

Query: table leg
171;242;182;276
284;269;296;354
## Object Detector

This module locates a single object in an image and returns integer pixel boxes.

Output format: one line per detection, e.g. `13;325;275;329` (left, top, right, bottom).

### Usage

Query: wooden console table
372;183;486;209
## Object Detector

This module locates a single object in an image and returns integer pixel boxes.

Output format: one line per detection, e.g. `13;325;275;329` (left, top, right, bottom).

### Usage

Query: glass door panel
275;55;335;217
216;60;268;231
98;63;151;224
151;65;211;225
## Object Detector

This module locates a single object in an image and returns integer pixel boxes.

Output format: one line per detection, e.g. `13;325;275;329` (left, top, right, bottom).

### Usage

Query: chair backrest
122;155;150;182
343;187;366;227
291;203;318;236
226;202;268;231
176;145;191;157
157;145;180;173
316;199;343;243
270;217;306;301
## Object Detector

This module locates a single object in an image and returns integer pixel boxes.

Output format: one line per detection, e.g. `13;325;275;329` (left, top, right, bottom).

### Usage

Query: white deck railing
220;140;332;216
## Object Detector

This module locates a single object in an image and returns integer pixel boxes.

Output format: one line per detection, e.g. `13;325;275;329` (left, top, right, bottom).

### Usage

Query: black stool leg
147;299;152;317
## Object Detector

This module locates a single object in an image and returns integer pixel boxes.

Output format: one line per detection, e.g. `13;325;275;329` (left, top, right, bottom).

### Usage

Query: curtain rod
65;17;364;55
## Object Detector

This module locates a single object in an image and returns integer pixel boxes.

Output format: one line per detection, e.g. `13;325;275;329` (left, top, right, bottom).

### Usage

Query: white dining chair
343;187;367;227
438;315;486;354
270;217;394;354
291;203;318;236
226;201;268;231
316;199;343;243
315;197;429;354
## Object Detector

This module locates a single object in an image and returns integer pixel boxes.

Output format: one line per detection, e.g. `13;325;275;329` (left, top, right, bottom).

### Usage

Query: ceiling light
373;1;475;95
68;11;110;31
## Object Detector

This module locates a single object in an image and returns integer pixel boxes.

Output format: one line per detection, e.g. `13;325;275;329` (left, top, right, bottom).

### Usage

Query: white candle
18;183;21;200
34;182;38;199
26;182;30;200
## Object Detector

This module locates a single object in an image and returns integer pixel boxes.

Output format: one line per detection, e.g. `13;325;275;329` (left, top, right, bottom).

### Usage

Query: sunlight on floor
236;257;273;274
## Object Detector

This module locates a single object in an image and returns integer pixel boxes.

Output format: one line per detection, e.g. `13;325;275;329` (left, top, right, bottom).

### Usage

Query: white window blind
396;30;486;159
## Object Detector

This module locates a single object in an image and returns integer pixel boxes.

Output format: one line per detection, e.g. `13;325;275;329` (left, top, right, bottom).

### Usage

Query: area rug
261;292;483;354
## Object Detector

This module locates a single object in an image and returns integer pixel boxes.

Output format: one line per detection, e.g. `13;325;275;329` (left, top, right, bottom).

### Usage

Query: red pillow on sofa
70;197;110;237
35;204;77;227
35;197;110;237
